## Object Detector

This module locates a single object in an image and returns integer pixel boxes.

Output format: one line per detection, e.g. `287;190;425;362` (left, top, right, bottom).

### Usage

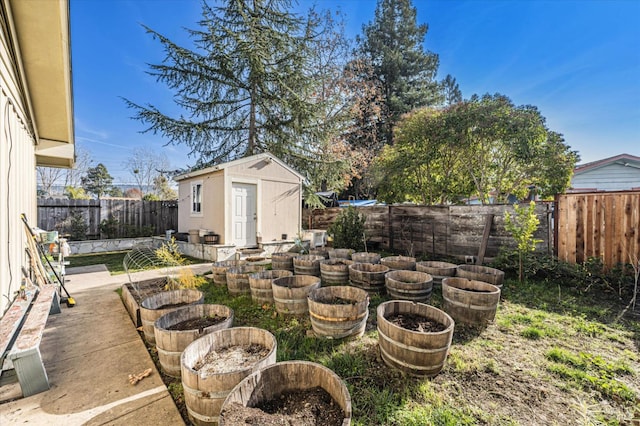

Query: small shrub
327;206;366;251
100;216;119;239
69;210;88;240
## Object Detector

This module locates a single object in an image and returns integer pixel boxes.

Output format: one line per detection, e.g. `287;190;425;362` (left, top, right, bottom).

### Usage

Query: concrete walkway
0;263;212;425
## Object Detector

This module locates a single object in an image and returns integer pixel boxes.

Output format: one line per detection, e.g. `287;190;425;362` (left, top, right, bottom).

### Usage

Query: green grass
77;249;637;425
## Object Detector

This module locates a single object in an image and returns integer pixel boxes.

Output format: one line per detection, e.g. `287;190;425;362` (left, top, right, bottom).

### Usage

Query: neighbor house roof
574;153;640;175
173;152;304;181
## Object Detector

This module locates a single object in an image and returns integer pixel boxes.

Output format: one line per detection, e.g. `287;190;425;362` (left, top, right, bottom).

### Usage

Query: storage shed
174;153;304;247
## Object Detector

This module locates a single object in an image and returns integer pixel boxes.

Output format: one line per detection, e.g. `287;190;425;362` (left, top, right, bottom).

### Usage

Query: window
191;181;202;214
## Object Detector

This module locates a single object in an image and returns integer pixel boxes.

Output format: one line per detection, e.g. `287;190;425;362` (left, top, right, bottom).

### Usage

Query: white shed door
232;183;257;247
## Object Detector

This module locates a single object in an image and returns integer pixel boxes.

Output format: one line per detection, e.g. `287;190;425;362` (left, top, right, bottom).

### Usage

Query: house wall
0;19;37;314
225;157;301;244
177;172;225;239
571;163;640;191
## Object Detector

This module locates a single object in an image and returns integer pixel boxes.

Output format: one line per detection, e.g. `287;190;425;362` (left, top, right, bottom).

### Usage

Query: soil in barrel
126;277;167;304
165;315;228;331
223;387;345;426
193;343;269;374
315;295;357;305
457;287;492;293
385;313;447;333
155;301;190;310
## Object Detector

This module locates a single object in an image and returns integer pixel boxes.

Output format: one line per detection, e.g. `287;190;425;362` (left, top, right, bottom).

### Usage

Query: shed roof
173;152;304;182
574;153;640;175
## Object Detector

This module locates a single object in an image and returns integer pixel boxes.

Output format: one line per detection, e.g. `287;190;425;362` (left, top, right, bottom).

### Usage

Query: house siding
0;18;37;314
571;162;640;191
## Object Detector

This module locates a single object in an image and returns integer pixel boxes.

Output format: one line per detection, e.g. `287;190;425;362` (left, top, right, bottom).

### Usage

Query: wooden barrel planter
309;247;330;259
212;260;246;286
351;252;381;264
328;248;353;260
181;327;277;426
416;261;457;285
293;254;324;276
442;277;501;325
226;266;256;296
308;286;369;339
271;252;296;271
140;289;204;345
245;257;271;270
381;255;416;271
348;262;389;293
154;304;234;378
272;275;321;315
456;264;505;289
248;270;293;304
219;361;352;426
320;259;353;286
385;270;434;302
377;300;454;377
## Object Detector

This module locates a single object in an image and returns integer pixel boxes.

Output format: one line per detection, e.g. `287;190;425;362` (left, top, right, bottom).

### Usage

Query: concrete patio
0;263;212;425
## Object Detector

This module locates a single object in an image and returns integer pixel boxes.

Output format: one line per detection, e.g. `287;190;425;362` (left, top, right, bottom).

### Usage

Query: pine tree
358;0;441;143
125;0;318;164
81;163;113;199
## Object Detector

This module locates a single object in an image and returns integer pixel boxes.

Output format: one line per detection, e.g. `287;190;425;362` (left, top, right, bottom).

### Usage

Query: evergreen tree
125;0;318;164
441;74;462;106
81;163;114;199
358;0;441;143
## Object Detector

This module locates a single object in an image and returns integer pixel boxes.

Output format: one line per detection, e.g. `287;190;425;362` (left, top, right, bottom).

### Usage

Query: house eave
7;0;75;168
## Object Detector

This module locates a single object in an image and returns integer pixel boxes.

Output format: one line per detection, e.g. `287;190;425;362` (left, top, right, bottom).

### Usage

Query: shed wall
177;172;225;239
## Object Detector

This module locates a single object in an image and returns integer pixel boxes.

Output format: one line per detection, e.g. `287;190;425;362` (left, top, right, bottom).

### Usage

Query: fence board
37;198;178;240
303;203;551;261
556;191;640;269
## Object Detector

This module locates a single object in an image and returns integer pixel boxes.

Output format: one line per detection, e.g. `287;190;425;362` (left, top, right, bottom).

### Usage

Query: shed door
232;183;257;247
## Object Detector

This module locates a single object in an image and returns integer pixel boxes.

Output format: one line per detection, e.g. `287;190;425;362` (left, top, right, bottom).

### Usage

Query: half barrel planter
248;270;293;304
271;275;321;315
308;286;369;339
226;266;260;296
219;361;352;426
348;262;389;294
441;277;501;326
245;257;271;270
140;289;204;345
456;264;505;289
377;300;454;377
293;254;324;276
181;327;277;426
381;255;416;271
270;252;297;272
416;261;457;286
320;259;353;286
154;304;234;377
211;260;246;286
385;270;434;302
309;247;330;259
328;248;353;260
351;252;381;264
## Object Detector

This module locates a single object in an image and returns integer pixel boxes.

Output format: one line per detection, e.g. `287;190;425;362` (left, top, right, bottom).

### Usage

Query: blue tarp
338;199;382;207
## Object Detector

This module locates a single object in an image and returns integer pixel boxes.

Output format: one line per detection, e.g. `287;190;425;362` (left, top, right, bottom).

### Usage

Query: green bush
327;206;366;251
99;216;119;239
69;210;88;241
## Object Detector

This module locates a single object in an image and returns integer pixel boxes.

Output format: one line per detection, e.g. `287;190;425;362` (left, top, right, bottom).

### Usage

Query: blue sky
71;0;640;184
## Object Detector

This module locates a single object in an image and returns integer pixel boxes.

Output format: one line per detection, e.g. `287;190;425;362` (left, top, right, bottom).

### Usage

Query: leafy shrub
327;206;366;251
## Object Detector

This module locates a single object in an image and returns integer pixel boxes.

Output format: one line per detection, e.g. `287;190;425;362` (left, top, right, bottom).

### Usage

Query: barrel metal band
186;406;219;424
182;382;230;399
445;298;498;311
378;330;449;354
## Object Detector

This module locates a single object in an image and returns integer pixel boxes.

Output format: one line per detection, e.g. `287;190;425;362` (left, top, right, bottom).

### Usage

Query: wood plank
477;214;494;266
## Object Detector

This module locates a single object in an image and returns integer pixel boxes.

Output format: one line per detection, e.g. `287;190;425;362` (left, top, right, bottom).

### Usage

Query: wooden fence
304;204;552;262
37;198;178;239
556;191;640;269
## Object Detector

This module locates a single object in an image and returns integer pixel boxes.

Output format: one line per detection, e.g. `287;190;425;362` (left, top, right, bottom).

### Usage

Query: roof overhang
8;0;74;168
